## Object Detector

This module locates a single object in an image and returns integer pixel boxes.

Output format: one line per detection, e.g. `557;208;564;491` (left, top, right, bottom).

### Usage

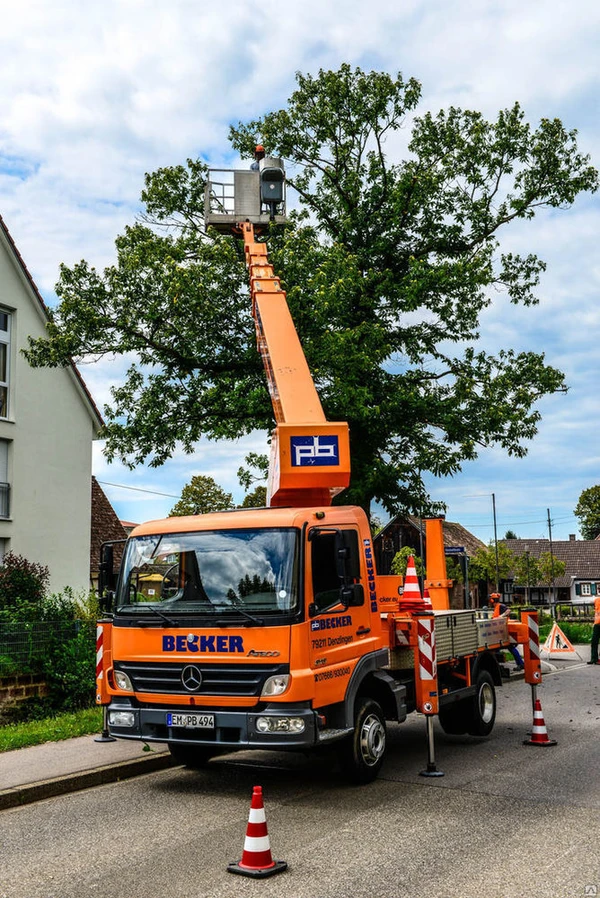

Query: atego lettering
162;635;244;653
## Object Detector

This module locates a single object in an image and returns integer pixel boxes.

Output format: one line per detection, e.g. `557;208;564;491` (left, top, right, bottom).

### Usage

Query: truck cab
101;505;406;781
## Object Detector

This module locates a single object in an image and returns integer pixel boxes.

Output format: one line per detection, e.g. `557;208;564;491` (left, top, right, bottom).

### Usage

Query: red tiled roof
90;477;127;570
501;538;600;587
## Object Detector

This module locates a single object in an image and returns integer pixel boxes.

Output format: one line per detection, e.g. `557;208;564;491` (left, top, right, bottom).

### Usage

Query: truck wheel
467;671;496;737
168;743;214;769
438;700;470;735
340;699;386;784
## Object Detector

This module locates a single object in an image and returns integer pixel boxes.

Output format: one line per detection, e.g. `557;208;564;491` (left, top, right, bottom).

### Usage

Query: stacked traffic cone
228;786;287;878
523;698;557;747
398;556;432;612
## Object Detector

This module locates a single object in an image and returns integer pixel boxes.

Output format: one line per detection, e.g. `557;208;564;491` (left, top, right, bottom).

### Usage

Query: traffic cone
403;556;421;600
227;786;287;878
523;698;557;747
399;556;431;612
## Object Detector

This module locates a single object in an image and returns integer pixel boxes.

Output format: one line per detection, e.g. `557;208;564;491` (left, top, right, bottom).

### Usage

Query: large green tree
25;66;598;517
574;485;600;540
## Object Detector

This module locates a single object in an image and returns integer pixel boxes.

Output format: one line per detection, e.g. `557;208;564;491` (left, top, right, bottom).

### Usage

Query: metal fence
0;620;95;677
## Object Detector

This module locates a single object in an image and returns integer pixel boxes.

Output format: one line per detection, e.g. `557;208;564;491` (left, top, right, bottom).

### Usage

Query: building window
0;439;9;518
0;311;10;419
581;582;592;596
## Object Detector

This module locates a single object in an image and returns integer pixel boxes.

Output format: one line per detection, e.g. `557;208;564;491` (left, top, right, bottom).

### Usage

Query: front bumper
106;701;319;751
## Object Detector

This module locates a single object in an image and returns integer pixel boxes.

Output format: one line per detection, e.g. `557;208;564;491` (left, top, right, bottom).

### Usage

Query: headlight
108;710;136;728
256;716;305;734
261;674;290;697
114;670;134;692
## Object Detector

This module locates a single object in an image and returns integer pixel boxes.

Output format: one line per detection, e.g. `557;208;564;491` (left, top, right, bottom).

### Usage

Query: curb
0;752;177;812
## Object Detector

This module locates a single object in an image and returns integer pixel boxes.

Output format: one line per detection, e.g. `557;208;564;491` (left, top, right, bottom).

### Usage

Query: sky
1;0;598;544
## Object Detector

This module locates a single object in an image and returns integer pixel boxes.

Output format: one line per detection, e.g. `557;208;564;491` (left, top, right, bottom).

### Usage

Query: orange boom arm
240;222;350;507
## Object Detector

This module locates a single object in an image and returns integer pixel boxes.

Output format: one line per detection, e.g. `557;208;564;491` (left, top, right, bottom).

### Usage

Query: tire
467;671;496;737
168;743;215;769
340;699;386;784
438;699;470;735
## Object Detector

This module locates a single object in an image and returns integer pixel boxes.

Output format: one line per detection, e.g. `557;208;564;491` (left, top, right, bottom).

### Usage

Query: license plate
167;712;215;729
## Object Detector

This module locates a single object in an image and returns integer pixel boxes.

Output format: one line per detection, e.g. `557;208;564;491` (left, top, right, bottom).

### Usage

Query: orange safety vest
491;600;505;618
595;595;600;626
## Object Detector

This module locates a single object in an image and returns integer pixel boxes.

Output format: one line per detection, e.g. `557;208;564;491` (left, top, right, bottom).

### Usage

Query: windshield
116;528;299;616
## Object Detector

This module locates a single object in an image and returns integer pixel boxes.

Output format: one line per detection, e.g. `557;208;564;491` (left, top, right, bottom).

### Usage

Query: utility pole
547;508;556;617
418;508;425;596
492;493;500;593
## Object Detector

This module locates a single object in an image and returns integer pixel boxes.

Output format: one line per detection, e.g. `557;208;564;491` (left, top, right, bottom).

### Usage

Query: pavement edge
0;752;177;812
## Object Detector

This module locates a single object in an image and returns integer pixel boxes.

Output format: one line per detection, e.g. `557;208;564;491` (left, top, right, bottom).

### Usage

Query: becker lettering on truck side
310;615;352;631
363;539;378;611
162;634;244;653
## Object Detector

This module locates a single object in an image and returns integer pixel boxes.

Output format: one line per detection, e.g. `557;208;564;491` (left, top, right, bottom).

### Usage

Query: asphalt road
1;661;599;898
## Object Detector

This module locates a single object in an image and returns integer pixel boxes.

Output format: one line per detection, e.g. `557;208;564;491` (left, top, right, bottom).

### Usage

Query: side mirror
99;590;115;614
340;583;364;608
98;543;116;599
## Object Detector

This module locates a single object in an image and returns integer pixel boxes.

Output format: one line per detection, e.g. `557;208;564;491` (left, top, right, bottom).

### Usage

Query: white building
0;214;102;594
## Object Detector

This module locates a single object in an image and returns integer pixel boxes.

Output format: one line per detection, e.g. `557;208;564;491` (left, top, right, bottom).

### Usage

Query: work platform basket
204;157;287;232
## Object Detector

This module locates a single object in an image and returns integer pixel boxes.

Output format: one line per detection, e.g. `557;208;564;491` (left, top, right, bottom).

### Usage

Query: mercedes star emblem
181;665;203;692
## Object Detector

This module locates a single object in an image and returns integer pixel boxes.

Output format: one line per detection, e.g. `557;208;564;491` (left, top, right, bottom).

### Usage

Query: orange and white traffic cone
523;698;557;747
422;585;433;609
399;556;431;612
403;556;421;601
228;786;287;878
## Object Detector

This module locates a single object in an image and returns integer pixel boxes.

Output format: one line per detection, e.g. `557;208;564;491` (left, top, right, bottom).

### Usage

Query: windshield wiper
214;604;264;626
136;607;177;627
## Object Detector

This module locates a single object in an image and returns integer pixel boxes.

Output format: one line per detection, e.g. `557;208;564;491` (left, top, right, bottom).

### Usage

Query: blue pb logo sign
291;436;339;467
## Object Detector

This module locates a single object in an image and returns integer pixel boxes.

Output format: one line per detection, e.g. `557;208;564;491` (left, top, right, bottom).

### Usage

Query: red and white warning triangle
541;623;580;659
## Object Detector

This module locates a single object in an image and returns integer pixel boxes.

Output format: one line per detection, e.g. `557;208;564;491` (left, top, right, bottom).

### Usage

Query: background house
501;536;600;606
90;477;127;592
0;214;102;594
374;515;485;609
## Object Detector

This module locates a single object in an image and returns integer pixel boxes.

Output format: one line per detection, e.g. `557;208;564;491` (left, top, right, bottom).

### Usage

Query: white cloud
1;0;598;543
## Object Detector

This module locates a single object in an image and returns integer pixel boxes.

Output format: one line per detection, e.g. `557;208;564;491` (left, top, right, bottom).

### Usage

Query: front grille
116;661;288;697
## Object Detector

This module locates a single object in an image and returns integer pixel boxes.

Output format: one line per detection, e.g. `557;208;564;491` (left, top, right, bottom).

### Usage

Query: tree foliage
25;65;598;516
391;547;425;578
0;553;50;617
574;485;600;540
169;475;233;516
469;542;515;585
537;551;566;586
236;453;269;491
511;549;565;589
240;486;267;508
512;551;541;587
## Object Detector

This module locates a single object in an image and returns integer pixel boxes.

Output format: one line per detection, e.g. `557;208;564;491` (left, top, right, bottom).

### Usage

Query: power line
97;480;180;499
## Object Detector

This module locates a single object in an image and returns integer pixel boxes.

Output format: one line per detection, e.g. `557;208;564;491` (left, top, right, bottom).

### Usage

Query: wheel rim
359;713;386;767
478;682;495;724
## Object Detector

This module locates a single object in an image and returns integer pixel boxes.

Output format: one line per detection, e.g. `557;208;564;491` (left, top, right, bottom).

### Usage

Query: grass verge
0;706;103;753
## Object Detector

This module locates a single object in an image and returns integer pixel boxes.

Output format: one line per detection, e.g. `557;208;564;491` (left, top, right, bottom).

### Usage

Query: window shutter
575;583;581;596
593;583;597;596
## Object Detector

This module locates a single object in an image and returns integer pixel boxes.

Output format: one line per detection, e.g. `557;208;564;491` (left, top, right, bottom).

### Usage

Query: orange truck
96;161;542;782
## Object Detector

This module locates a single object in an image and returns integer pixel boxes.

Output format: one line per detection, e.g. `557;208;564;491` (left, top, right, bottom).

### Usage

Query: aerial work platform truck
96;157;543;782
